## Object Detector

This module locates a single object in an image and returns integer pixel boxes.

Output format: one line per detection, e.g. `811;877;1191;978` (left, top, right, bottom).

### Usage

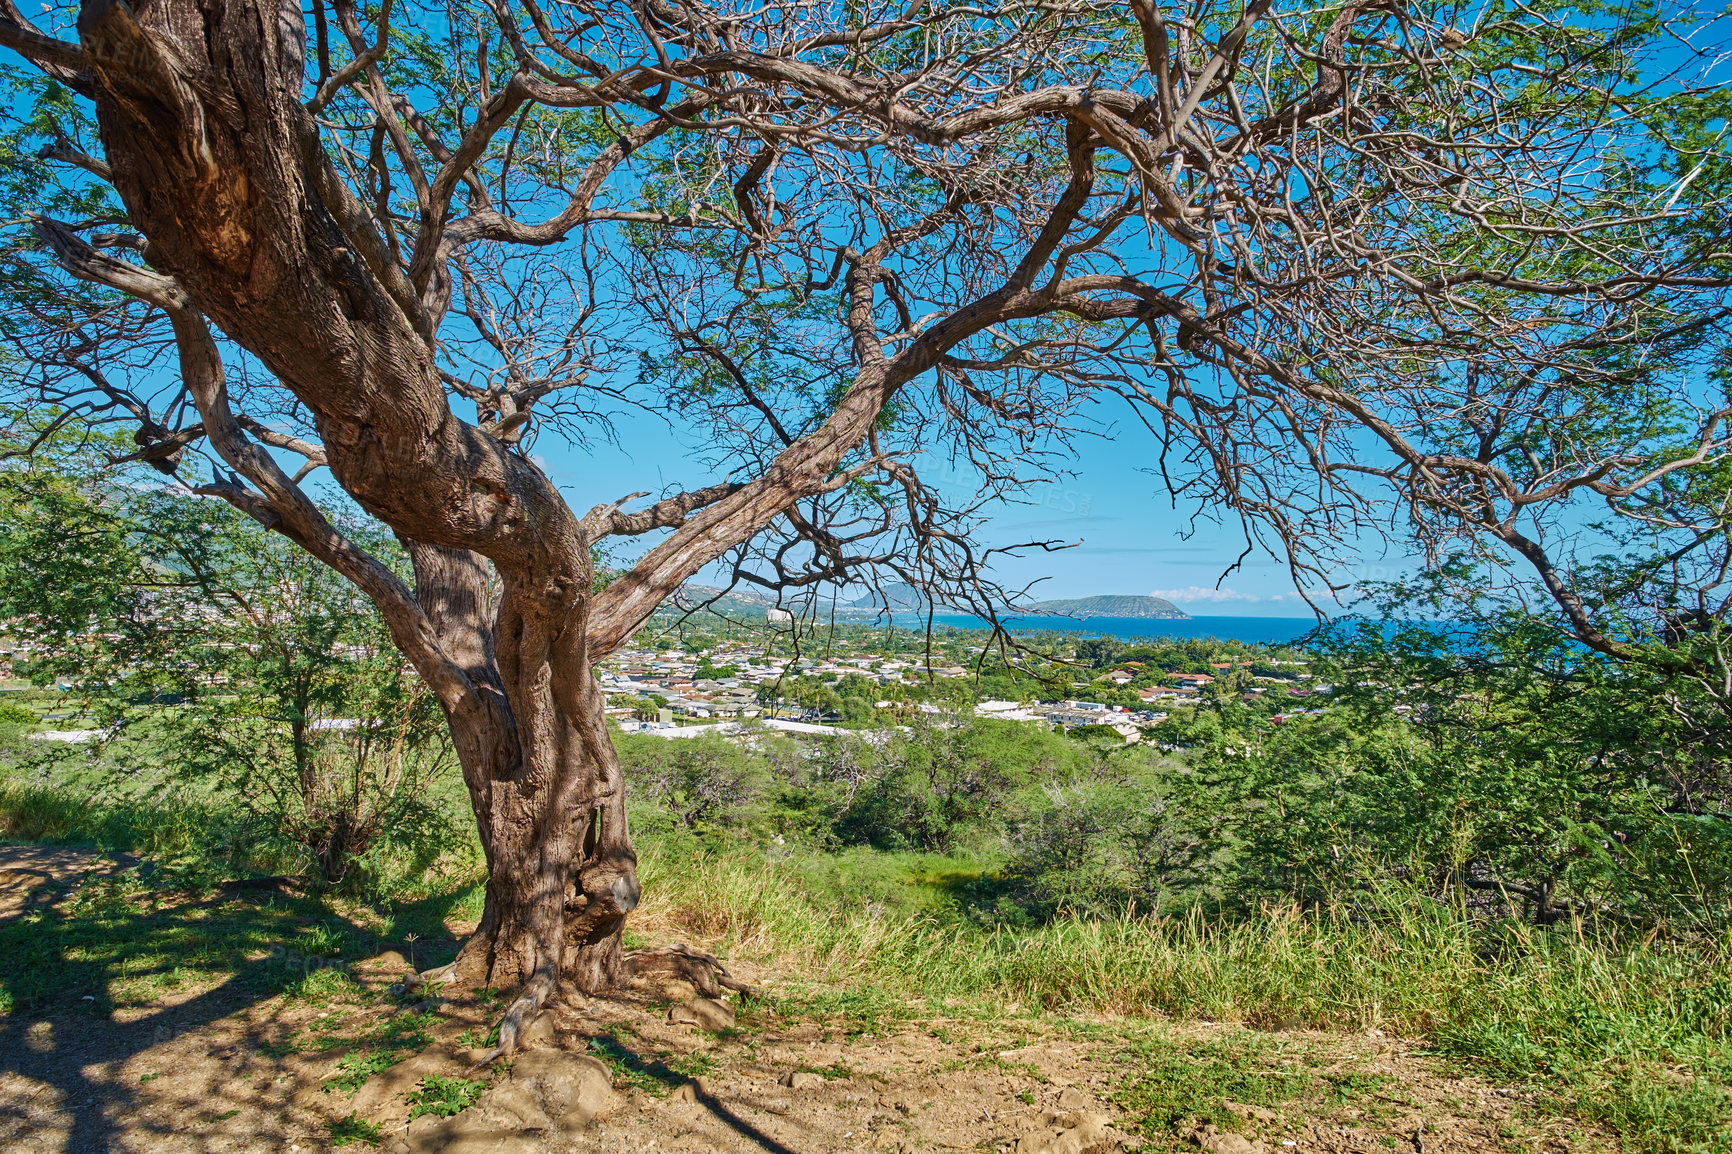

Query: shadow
587;1034;800;1154
588;1033;687;1091
0;853;466;1152
2;965;284;1152
693;1083;803;1154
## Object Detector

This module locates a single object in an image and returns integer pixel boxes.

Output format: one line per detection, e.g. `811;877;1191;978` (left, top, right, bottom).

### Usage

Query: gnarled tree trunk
53;0;660;997
451;663;641;996
461;712;639;995
405;545;640;995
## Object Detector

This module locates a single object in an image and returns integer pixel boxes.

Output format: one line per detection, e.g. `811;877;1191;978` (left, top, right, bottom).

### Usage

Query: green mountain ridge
1021;594;1189;619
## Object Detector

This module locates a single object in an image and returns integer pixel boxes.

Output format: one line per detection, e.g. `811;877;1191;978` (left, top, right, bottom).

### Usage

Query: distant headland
1016;594;1190;619
837;584;1190;620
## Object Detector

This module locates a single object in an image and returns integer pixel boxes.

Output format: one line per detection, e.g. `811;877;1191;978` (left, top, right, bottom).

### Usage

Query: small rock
474;1082;554;1131
350;1051;453;1118
645;977;701;1003
409;962;457;988
401;1112;539;1154
668;1081;699;1103
405;1115;442;1139
1013;1112;1117;1154
1190;1123;1266;1154
517;1010;557;1050
1056;1086;1093;1112
365;949;412;973
781;1070;825;1091
1223;1100;1277;1125
508;1050;616;1125
667;996;735;1030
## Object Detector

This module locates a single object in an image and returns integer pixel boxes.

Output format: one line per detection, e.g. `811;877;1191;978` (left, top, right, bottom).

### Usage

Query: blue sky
533;399;1401;618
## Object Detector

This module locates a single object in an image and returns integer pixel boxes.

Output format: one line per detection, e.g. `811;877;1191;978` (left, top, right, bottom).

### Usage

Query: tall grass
639;848;1732;1153
0;776;477;898
0;776;232;858
6;777;1727;1150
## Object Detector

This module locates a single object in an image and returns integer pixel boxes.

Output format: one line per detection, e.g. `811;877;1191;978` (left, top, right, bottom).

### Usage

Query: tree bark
51;0;649;999
459;699;638;995
404;542;639;994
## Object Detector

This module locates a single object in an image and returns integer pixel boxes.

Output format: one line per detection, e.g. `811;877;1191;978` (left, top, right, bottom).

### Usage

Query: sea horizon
895;613;1325;646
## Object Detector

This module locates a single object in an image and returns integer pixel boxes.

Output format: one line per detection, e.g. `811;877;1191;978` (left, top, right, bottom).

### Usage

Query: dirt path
0;846;1612;1154
0;845;138;920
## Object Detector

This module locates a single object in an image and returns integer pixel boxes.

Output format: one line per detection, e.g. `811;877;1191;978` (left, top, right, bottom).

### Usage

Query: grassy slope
637;847;1732;1154
3;775;1729;1153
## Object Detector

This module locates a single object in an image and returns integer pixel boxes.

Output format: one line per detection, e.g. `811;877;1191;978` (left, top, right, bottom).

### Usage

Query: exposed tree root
460;943;752;1069
468;970;557;1068
618;943;756;1000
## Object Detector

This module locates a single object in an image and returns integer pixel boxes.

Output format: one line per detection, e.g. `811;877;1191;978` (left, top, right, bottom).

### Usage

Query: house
975;700;1044;722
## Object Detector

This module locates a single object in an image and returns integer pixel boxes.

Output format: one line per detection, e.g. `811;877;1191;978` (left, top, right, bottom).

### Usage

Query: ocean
913;614;1323;646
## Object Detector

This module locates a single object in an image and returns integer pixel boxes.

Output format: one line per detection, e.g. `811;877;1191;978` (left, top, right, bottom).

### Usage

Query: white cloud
1149;586;1261;603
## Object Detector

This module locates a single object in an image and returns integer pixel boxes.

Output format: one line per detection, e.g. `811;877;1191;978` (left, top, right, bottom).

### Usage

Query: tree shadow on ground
0;849;468;1152
587;1033;798;1154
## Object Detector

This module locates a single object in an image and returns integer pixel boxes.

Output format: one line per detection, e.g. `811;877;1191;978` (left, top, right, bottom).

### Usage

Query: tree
618;731;767;831
159;522;460;890
0;437;457;886
1;0;1728;1040
837;717;1075;851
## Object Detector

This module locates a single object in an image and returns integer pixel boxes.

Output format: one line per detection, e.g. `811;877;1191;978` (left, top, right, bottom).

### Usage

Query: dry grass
638;848;1732;1154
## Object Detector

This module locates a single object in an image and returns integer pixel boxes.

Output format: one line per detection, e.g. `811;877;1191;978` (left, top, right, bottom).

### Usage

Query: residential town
1;606;1330;748
595;620;1327;742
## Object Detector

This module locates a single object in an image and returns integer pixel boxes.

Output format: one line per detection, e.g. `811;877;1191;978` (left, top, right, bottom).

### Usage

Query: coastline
888;613;1322;646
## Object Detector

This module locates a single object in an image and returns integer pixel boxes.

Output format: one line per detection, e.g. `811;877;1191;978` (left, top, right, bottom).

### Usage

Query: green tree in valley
0;432;457;885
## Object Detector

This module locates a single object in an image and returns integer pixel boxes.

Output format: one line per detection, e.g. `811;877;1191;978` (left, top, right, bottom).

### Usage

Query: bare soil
0;845;138;920
0;846;1616;1154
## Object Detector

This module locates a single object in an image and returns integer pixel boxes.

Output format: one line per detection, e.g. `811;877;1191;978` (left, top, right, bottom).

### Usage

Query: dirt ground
0;846;1615;1154
0;845;139;920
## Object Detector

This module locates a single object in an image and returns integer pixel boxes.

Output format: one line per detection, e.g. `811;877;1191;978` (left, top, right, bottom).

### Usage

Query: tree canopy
1;0;1729;1016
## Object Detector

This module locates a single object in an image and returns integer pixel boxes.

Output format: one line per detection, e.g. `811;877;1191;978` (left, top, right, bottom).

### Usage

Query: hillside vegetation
4;605;1730;1151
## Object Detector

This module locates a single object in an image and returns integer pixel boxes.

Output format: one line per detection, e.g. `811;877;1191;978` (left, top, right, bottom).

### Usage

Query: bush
619;731;769;832
833;718;1095;852
0;766;476;901
0;701;34;754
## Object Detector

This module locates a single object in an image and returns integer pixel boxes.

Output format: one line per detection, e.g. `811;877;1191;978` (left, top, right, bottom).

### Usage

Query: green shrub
0;701;34;747
619;731;769;831
406;1075;486;1120
833;718;1090;852
328;1114;382;1147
